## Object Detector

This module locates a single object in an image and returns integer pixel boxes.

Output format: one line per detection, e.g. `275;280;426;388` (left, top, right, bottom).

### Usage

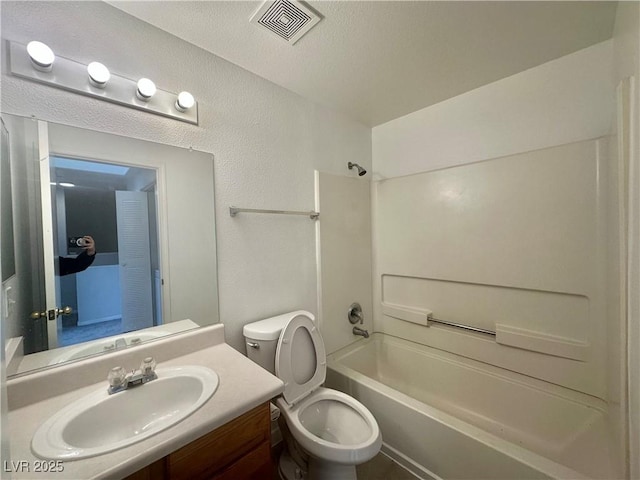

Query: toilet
243;311;382;480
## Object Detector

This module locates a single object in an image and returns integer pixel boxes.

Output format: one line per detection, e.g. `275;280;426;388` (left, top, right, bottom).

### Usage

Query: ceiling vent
250;0;322;45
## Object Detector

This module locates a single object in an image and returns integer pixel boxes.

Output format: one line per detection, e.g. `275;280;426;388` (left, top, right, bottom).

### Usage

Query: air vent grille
250;0;322;45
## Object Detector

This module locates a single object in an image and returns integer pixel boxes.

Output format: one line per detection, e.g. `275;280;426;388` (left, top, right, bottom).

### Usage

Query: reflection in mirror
51;157;162;350
1;113;219;377
1;120;16;283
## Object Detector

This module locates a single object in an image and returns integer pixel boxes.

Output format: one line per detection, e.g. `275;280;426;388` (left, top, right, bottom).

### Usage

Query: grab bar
229;206;319;220
428;316;496;337
381;302;588;359
381;302;495;336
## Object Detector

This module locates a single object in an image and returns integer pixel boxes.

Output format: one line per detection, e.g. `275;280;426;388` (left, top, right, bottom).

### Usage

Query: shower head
348;162;367;176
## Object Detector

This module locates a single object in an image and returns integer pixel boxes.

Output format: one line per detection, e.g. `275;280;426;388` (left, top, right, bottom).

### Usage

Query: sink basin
32;365;219;460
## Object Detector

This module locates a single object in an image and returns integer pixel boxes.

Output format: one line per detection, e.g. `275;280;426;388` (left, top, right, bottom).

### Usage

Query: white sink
32;365;219;460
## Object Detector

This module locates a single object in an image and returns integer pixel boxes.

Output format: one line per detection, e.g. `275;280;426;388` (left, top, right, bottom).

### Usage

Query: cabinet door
167;403;271;480
123;458;167;480
212;441;272;480
124;403;272;480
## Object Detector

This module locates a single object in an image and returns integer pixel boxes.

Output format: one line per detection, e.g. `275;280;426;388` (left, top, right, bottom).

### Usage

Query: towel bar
229;206;319;220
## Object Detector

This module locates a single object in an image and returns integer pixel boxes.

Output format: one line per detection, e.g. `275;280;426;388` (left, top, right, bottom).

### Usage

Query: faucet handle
140;357;157;376
348;303;364;324
108;366;127;388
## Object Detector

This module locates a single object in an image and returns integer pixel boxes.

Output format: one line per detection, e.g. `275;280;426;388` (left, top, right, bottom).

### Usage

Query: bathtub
326;333;616;480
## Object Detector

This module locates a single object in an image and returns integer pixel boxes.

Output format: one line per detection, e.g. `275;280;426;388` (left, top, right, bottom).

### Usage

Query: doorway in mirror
50;156;162;348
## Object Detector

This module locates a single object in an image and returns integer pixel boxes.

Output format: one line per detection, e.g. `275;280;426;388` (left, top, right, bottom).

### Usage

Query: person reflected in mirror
59;235;96;276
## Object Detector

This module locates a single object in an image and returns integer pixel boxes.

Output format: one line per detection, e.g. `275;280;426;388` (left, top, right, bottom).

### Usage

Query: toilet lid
275;313;326;405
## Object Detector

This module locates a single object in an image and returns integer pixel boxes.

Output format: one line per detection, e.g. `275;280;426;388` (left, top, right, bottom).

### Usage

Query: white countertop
6;324;284;479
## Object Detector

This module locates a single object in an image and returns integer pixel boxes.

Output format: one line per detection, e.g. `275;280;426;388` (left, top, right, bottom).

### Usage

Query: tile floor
356;452;420;480
272;447;419;480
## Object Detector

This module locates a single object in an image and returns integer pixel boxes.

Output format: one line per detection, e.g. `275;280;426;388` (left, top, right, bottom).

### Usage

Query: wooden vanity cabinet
125;402;273;480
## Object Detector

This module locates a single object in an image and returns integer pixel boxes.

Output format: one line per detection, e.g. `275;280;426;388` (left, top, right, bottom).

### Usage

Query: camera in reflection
68;236;88;248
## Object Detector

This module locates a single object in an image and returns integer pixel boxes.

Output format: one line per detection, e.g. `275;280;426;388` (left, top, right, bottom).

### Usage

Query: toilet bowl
244;311;382;480
276;388;381;464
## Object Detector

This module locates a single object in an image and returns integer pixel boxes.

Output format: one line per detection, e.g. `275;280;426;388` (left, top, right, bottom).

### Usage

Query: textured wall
0;1;371;352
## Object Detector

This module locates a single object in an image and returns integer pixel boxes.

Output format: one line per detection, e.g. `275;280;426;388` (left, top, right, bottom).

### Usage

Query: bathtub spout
353;326;369;338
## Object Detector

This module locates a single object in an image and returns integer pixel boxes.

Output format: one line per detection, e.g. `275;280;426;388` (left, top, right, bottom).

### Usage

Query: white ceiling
109;1;617;127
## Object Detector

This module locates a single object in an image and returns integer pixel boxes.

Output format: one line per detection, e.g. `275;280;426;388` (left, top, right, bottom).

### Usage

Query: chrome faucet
348;303;364;325
349;303;369;338
107;357;157;395
352;326;369;338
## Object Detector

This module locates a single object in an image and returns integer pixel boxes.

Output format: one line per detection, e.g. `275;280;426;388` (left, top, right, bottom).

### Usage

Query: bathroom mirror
1;113;219;376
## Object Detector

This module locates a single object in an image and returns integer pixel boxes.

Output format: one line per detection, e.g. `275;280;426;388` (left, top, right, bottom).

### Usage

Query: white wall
373;40;614;178
611;2;640;478
0;1;371;353
374;138;612;399
76;266;121;326
315;172;372;354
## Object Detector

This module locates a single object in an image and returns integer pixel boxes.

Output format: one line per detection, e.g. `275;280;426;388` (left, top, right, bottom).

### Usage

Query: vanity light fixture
136;78;156;101
87;62;110;89
10;40;198;124
175;91;195;112
26;41;55;72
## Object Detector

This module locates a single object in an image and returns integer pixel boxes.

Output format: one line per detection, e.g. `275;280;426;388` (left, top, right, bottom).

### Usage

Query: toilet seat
276;313;326;405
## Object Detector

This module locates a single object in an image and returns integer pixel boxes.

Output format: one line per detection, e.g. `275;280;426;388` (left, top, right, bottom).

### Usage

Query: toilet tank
243;311;314;375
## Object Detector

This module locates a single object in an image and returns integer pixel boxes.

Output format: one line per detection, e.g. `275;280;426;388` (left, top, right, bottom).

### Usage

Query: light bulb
26;41;55;72
136;78;156;101
175;91;195;111
87;62;110;88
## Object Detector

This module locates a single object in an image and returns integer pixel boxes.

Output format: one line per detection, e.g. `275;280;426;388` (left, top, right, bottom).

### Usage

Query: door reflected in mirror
50;157;162;352
1;113;219;377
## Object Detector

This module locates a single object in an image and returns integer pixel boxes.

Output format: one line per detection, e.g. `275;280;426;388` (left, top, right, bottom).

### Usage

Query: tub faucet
107;357;157;395
353;326;369;339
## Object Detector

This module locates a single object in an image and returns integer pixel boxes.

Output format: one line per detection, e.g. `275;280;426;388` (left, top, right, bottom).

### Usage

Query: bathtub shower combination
326;334;615;480
323;136;625;479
